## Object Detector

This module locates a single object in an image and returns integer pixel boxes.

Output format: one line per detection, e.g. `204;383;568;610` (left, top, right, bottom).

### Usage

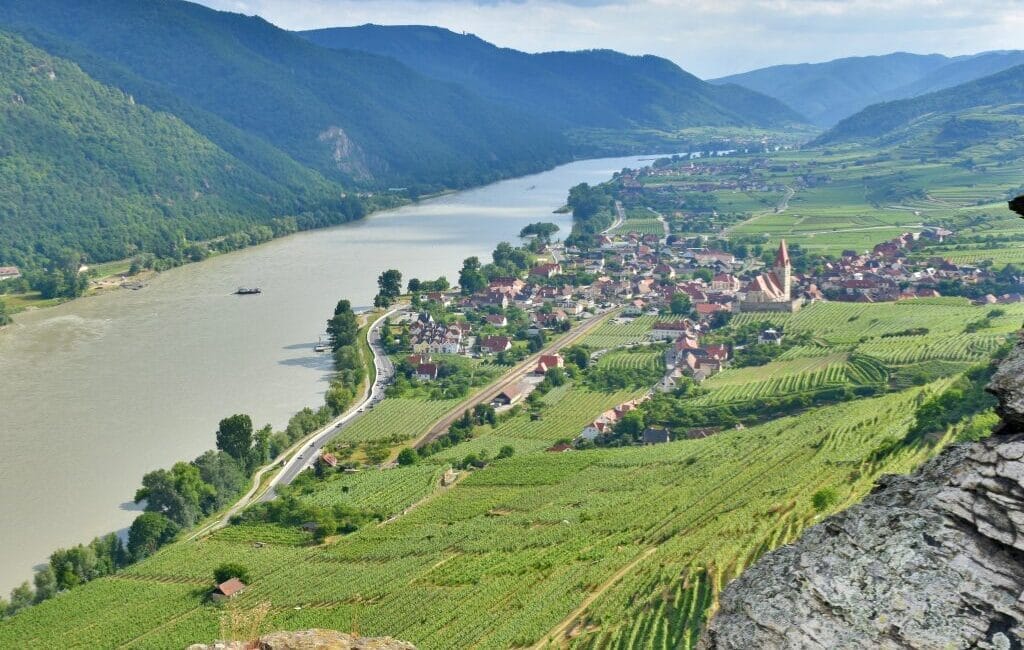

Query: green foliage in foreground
0;379;977;648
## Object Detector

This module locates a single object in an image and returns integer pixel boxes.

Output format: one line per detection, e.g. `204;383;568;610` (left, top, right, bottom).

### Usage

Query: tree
396;448;418;466
127;512;178;561
0;300;9;327
193;450;246;510
670;293;693;316
692;268;713;283
375;269;402;307
213;563;251;585
216;414;254;462
458;257;487;295
327;300;358;350
407;278;422;293
497;445;515;459
134;462;214;527
7;582;33;616
32;566;57;603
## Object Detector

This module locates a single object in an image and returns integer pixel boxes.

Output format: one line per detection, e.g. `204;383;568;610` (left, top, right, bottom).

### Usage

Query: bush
213;563;251;585
811;488;838;512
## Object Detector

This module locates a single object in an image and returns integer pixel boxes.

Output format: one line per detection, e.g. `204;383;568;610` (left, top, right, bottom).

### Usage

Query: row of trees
1;412;267;618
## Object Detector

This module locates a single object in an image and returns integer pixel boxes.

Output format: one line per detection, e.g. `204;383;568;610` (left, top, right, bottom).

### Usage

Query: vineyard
579;316;659;349
730;299;1024;344
326;397;462;446
692;353;888;405
595;348;665;373
300;464;446;516
0;383;957;649
854;332;1007;364
427;385;647;463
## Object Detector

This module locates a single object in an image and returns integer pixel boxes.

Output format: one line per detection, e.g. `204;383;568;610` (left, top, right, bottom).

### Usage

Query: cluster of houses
409;313;468;355
806;229;1023;304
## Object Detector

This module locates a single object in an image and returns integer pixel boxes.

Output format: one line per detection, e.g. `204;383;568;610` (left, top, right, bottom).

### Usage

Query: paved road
413;308;620;449
603;201;626;234
257;307;402;502
186;306;403;539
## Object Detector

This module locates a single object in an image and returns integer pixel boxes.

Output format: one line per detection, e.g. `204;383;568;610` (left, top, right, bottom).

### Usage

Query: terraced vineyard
428;385;646;462
579;316;659;349
693;353;887;405
300;464;447;516
0;384;954;649
730;299;1024;344
327;397;463;446
611;218;664;236
595;348;665;372
855;332;1007;364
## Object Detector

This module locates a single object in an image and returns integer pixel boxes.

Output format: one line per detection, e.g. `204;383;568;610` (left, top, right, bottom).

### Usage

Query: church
738;240;802;313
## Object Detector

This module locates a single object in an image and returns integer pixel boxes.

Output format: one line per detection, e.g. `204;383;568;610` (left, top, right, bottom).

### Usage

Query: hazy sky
195;0;1024;78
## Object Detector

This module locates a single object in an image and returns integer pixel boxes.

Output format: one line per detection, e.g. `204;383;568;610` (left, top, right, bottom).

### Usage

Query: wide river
0;154;656;592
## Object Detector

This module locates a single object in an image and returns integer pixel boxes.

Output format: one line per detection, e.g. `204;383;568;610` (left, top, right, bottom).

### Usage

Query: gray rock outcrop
187;629;416;650
699;336;1024;649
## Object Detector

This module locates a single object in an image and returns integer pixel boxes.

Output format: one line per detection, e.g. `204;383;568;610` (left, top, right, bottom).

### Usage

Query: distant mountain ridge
0;0;570;190
0;28;347;268
816;63;1024;144
713;51;1024;127
300;24;806;132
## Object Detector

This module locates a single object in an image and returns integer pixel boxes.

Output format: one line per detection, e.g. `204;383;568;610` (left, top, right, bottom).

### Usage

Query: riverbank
0;155;659;594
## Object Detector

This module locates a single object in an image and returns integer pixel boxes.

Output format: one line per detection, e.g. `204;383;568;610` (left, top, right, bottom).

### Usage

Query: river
0;154;656;593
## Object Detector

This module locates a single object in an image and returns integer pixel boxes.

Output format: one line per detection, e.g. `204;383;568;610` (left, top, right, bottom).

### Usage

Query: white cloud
195;0;1024;77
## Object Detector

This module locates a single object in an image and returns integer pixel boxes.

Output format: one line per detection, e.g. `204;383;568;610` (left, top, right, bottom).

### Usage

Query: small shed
211;578;245;601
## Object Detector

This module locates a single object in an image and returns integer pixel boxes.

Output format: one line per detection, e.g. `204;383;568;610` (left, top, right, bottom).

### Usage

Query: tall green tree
32;566;57;603
216;414;254;462
127;512;178;561
459;257;487;295
375;269;402;307
327;300;358;351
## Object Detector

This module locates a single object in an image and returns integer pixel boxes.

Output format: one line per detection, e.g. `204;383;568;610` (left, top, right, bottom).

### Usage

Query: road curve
187;306;403;539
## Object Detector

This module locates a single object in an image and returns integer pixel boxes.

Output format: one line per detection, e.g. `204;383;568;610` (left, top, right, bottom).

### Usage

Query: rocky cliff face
187;629;416;650
699;334;1024;649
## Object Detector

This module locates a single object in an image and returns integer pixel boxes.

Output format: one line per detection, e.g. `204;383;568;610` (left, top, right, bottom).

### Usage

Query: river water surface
0;155;655;592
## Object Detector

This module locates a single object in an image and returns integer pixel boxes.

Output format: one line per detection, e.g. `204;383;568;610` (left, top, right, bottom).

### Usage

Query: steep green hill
0;0;570;189
815;64;1024;144
0;29;345;267
301;25;806;132
713;51;1024;127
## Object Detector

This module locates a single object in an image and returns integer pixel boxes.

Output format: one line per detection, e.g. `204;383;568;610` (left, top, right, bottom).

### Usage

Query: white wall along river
0;154;660;593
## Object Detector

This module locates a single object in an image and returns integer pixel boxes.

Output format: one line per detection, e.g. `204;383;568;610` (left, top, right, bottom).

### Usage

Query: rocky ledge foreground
188;629;416;650
699;334;1024;649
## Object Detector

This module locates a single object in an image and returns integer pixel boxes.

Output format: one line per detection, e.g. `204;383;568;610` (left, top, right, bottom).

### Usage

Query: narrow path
531;547;658;649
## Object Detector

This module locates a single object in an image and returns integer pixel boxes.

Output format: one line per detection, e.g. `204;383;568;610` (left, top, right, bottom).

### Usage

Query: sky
193;0;1024;78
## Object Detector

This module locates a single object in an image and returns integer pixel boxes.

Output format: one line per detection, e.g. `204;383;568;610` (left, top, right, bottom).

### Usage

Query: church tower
773;240;791;300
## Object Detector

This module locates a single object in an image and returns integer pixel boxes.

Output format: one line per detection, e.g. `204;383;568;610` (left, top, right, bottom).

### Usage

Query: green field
0;382;957;649
730;298;1024;344
579;316;661;349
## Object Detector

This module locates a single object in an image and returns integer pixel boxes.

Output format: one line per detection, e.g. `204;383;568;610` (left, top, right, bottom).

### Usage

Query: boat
235;287;262;295
314;337;328;353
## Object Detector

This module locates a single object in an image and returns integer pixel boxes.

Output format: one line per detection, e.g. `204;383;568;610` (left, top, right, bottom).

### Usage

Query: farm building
211;578;245;601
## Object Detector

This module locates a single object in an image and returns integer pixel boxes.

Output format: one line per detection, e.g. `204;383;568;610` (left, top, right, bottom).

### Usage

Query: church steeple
774;239;791;300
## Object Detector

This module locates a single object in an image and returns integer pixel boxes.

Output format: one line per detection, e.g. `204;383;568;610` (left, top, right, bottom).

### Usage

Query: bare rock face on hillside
698;335;1024;649
187;629;416;650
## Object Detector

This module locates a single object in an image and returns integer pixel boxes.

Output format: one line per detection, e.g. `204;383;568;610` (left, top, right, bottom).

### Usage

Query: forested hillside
0;30;349;268
0;0;570;190
301;25;805;132
713;51;1024;126
816;64;1024;144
